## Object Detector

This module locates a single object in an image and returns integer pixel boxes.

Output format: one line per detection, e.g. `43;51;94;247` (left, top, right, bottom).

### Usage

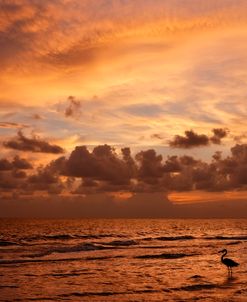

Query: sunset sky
1;0;247;217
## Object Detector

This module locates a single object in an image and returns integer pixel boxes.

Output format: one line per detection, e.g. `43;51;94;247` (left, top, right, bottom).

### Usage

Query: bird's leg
228;267;232;278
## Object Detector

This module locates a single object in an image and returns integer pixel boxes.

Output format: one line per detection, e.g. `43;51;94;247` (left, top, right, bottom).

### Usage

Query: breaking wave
59;289;159;298
24;242;114;258
156;235;195;241
0;240;18;246
205;235;247;240
135;252;196;259
23;233;113;242
174;283;218;291
105;239;138;246
142;235;195;241
0;254;125;265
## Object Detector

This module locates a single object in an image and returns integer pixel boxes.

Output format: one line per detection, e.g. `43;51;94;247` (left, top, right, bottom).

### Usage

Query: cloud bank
4;130;64;154
1;136;247;217
169;128;228;148
1;140;247;196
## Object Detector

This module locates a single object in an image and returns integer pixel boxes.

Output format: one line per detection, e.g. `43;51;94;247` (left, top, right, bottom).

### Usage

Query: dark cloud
170;173;193;191
0;156;33;192
210;128;228;144
169;128;228;148
64;96;82;118
0;158;62;194
179;155;198;166
229;144;247;186
64;145;136;186
12;156;33;169
231;143;247;159
38;142;247;194
48;156;67;174
0;170;25;191
0;156;32;171
169;130;209;148
0;173;18;190
163;156;181;173
3;130;64;154
135;149;163;184
151;133;164;140
0;159;13;171
1;140;247;198
192;163;216;190
27;167;64;193
233;134;247;143
12;170;27;179
190;143;247;191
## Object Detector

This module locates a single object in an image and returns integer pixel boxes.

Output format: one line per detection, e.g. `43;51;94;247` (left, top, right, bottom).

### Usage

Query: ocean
0;219;246;301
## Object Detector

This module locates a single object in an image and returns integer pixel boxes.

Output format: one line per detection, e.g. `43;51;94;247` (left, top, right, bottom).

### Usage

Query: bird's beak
218;250;223;253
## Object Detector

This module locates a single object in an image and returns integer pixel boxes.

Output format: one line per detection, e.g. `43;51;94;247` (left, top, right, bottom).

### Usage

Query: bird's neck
221;250;227;262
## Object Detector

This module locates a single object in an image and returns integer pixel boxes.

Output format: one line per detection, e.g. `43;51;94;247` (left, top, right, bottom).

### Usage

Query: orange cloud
1;0;247;185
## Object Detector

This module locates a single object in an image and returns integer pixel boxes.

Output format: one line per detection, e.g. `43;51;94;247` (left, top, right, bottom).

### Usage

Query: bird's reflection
222;275;237;286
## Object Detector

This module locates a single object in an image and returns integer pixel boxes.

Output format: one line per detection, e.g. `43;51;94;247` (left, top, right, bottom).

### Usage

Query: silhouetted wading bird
218;249;239;275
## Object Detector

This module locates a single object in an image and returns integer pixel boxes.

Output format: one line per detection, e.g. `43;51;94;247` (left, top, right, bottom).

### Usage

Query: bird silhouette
218;249;239;275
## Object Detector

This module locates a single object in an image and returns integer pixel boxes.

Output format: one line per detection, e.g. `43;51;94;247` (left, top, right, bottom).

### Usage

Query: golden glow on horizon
170;191;247;204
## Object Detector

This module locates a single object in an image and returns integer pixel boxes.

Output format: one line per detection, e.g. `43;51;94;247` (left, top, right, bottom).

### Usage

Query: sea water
0;219;246;301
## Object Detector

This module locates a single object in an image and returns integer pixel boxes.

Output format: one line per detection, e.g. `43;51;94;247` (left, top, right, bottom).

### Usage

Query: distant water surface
0;219;247;301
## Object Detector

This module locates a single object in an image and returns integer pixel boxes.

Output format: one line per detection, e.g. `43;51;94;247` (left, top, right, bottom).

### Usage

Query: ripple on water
135;252;197;259
58;289;160;298
174;283;218;291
